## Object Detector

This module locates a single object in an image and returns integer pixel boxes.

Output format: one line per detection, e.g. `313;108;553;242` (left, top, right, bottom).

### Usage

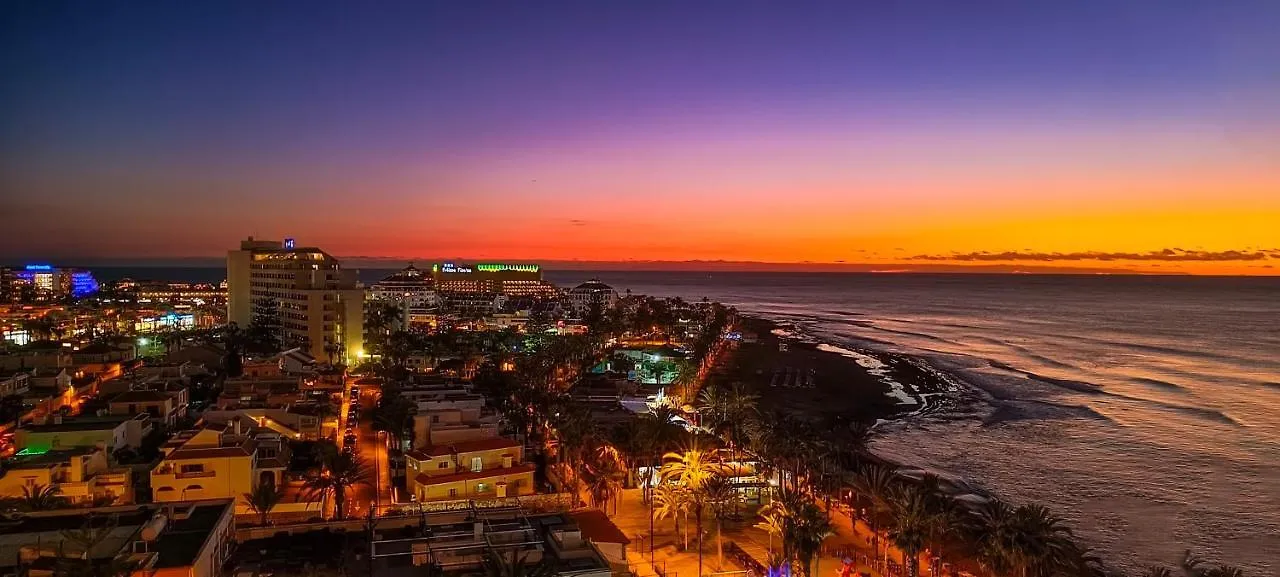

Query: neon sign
284;238;296;249
24;264;53;271
440;263;472;274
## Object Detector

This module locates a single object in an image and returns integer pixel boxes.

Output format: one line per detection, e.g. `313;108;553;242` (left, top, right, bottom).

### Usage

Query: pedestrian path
602;489;891;577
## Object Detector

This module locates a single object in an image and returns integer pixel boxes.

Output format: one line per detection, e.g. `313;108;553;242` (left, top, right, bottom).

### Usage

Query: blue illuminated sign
24;264;53;271
284;238;296;249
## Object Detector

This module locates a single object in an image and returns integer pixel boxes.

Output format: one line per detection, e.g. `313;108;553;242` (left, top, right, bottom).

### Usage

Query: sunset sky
3;1;1278;274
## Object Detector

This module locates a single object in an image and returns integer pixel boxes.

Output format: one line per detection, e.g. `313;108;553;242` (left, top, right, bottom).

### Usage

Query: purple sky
3;1;1278;272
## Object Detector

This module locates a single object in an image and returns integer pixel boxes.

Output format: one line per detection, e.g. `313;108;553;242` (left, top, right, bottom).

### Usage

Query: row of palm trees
537;370;1252;577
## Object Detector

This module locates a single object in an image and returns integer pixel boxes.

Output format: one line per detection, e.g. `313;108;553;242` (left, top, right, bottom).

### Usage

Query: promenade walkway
601;488;897;577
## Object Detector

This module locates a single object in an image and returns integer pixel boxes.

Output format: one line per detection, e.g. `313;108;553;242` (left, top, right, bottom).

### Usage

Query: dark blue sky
2;1;1277;270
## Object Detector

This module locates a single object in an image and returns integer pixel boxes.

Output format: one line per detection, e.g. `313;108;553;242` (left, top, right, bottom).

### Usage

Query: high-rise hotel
226;237;364;363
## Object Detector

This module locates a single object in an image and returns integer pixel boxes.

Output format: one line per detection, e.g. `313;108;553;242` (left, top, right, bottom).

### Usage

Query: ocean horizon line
11;257;1280;277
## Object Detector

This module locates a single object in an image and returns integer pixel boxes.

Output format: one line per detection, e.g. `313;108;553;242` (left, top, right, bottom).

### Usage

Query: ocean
93;267;1278;571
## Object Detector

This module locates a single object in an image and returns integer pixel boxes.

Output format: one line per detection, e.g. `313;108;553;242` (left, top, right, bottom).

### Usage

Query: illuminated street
339;377;392;518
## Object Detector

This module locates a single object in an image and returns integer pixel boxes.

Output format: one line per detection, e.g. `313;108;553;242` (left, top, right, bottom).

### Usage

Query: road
338;377;393;518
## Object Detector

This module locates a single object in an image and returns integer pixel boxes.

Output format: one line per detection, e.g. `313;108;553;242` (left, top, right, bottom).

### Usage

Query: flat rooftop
0;501;232;569
22;415;131;432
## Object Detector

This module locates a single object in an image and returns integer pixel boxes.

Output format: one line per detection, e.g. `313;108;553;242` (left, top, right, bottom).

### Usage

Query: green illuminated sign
475;264;540;272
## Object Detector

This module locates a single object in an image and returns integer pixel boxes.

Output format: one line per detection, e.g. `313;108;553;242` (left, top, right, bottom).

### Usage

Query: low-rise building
0;369;31;397
0;500;235;577
406;437;535;503
0;446;132;505
14;414;147;454
567;280;619;316
368;510;612;577
150;421;316;515
109;387;188;426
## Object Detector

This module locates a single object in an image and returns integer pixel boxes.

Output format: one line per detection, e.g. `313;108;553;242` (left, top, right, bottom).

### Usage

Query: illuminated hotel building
430;263;558;298
3;264;99;301
226;237;364;363
133;281;226;306
369;264;439;328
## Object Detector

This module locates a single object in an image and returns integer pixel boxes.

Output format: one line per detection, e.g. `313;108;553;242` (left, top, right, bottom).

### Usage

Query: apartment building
0;446;132;505
15;414;148;454
226;237;364;363
150;419;311;514
405;437;535;502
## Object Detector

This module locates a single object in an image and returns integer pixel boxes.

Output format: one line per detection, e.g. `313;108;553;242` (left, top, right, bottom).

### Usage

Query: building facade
226;237;365;363
4;264;99;302
0;447;132;505
150;423;299;513
406;437;535;502
567;280;619;316
430;262;558;298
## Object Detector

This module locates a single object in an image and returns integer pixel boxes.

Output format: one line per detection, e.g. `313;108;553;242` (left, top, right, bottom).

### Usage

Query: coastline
727;316;964;426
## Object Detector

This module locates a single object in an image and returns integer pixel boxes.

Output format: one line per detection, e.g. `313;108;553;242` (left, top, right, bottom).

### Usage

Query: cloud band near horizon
908;249;1280;262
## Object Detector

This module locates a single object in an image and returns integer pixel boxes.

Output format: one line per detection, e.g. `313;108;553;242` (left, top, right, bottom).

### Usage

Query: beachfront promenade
601;487;924;577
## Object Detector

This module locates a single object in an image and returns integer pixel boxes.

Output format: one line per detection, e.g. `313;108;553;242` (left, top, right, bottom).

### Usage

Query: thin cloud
908;248;1280;262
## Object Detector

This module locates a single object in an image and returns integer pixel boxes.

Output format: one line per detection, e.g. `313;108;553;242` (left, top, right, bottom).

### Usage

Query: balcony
175;470;216;479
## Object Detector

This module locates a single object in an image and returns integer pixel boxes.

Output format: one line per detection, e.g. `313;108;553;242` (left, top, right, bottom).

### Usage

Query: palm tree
886;485;930;577
60;514;120;559
1011;503;1077;577
673;358;701;401
245;482;284;526
653;483;693;550
660;443;728;577
1179;553;1247;577
785;496;833;577
851;462;898;564
755;499;787;556
483;551;555;577
21;483;65;511
704;474;740;570
301;452;368;519
582;445;626;513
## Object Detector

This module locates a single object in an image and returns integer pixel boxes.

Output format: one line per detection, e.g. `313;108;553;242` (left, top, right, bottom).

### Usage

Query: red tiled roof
406;437;521;460
413;463;535;486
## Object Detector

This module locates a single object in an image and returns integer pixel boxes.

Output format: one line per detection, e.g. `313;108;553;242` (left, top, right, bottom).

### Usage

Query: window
180;464;205;474
448;488;457;497
476;482;489;493
438;462;450;469
470;457;483;472
431;415;440;424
